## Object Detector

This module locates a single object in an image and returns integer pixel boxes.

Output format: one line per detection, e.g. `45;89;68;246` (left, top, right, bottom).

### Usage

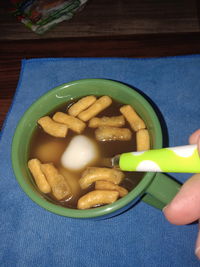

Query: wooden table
1;0;200;129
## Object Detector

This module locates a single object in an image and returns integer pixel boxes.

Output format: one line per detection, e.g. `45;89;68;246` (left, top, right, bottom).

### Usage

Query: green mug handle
141;173;181;210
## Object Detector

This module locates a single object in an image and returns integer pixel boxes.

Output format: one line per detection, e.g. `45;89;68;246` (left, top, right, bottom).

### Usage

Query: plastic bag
11;0;88;34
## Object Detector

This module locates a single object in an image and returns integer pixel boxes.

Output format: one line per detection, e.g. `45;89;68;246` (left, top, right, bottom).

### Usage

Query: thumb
163;174;200;225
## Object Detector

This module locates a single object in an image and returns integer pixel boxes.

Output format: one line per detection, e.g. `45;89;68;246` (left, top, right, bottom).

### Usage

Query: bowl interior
12;79;162;218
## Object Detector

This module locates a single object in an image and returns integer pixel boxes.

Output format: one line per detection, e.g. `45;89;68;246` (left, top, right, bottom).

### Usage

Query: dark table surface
1;0;200;130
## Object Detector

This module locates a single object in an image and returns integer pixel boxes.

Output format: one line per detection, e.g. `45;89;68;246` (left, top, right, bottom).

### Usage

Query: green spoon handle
118;144;200;173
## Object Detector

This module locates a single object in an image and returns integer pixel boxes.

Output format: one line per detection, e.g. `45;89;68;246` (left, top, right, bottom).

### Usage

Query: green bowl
11;79;162;219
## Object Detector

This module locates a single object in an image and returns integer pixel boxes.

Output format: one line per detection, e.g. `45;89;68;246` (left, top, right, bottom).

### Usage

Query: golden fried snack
88;115;125;128
95;126;132;141
53;112;86;134
38;116;68;138
68;96;97;117
95;181;128;197
136;129;150;151
120;105;146;132
28;159;51;194
78;96;112;122
79;167;125;189
59;167;81;199
77;190;119;209
41;163;72;200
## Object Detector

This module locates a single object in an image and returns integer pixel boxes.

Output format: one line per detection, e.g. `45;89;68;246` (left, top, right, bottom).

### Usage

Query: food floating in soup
28;95;150;209
61;135;98;171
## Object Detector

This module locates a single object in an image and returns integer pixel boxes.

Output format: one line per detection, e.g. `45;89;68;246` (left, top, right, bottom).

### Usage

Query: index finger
189;129;200;155
189;129;200;144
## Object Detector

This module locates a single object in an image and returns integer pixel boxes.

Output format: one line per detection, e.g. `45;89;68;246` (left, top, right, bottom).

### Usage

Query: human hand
163;129;200;259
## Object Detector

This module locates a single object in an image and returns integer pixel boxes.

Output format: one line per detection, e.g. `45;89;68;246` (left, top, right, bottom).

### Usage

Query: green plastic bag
11;0;88;34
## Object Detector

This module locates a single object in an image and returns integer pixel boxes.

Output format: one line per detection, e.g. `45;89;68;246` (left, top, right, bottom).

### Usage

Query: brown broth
29;98;144;208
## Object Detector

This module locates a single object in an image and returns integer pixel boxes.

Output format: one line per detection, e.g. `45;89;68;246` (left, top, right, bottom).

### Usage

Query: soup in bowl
12;79;164;219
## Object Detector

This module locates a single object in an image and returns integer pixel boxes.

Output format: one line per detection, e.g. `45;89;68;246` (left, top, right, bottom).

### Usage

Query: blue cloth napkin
1;56;200;267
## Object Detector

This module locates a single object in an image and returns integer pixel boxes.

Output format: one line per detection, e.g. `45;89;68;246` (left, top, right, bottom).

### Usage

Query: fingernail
195;247;200;259
162;205;168;213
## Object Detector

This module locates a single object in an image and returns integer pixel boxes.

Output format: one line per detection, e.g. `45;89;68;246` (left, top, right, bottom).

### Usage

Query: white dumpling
61;135;98;171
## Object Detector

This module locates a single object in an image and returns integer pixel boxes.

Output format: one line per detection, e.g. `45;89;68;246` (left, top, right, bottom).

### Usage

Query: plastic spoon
111;144;200;173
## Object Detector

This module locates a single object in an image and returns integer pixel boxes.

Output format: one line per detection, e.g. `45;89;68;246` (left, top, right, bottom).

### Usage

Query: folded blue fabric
1;56;200;267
